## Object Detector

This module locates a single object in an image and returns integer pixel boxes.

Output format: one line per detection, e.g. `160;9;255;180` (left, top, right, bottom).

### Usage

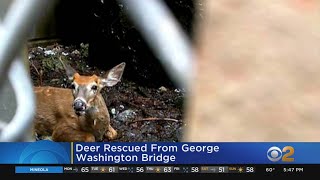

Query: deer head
61;61;126;116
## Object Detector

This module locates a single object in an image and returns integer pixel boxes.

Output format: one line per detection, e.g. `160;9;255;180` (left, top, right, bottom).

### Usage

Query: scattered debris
116;109;137;122
131;117;180;123
158;86;168;92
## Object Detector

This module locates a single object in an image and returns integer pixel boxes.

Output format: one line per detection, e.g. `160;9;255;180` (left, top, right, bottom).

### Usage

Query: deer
33;60;126;142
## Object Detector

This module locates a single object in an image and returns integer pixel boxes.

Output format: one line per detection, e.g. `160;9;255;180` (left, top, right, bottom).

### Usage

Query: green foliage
80;43;89;59
41;56;64;72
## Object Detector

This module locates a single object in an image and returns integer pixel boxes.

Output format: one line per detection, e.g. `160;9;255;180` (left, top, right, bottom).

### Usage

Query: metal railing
119;0;193;89
0;0;193;141
0;0;55;141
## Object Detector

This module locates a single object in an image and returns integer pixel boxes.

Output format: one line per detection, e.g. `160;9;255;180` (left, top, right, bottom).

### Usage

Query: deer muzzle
73;98;87;115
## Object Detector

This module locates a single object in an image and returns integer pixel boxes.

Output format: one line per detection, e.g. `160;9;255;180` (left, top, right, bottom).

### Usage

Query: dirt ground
28;43;185;142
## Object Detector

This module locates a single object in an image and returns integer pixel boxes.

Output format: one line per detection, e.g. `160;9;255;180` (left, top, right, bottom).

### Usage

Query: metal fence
0;0;193;141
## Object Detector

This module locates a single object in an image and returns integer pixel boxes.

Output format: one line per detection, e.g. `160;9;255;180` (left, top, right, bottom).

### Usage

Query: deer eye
91;85;98;91
70;84;76;89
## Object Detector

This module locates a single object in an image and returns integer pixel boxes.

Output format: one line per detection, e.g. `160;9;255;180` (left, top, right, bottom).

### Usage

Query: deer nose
73;99;87;111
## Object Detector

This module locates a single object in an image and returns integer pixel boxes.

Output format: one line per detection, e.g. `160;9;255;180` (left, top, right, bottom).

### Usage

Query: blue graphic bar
72;142;320;164
15;166;63;173
0;140;71;164
1;141;320;164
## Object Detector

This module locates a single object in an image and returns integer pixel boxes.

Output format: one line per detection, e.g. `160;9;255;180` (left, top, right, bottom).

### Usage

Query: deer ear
100;62;126;87
59;57;77;80
64;63;78;81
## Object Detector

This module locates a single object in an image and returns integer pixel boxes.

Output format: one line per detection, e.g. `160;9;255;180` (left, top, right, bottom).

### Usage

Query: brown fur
33;62;125;142
33;86;117;142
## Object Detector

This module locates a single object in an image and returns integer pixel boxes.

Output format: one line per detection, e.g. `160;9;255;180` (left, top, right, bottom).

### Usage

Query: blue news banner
0;140;320;165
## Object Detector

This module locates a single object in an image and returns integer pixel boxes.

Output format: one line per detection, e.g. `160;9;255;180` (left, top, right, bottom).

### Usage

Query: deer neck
90;93;108;113
79;94;109;137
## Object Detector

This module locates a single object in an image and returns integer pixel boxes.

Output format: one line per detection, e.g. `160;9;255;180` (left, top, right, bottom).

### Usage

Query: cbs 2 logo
267;146;294;162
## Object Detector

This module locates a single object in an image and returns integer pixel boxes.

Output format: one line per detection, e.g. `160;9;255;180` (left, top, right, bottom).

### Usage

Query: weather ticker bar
5;164;314;175
63;165;254;173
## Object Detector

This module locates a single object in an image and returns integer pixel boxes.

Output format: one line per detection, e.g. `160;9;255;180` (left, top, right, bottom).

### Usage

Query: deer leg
105;125;118;140
53;130;95;142
52;124;96;142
